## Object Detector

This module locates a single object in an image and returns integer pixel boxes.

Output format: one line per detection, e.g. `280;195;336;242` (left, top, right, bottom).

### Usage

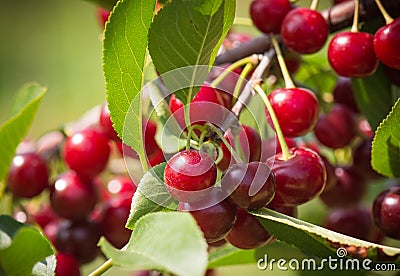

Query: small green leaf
0;83;47;186
371;98;400;177
126;163;178;229
352;65;392;131
84;0;118;10
103;0;156;167
251;208;400;265
100;212;208;276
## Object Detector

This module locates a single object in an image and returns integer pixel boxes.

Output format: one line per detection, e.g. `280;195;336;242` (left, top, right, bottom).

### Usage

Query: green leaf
0;83;47;186
103;0;156;167
371;98;400;177
351;65;392;131
84;0;118;10
100;212;208;276
251;208;400;266
126;163;178;229
148;0;235;104
0;216;54;275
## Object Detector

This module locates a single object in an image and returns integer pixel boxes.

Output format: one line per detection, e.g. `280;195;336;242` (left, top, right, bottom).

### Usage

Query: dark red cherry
373;18;400;69
320;155;337;192
265;201;297;218
314;104;356;149
7;153;49;198
352;137;382;180
50;171;98;221
280;8;329;54
221;162;276;210
320;167;367;208
225;209;271;249
178;198;237;243
372;186;400;240
164;150;217;202
63;128;111;178
333;77;359;113
266;147;326;206
250;0;292;34
266;88;319;138
55;252;81;276
106;176;136;198
260;136;296;162
328;31;378;77
99;102;119;141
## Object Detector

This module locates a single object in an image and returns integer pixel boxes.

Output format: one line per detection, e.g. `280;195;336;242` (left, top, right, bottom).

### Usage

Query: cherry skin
7;153;49;198
320;155;337;192
372;186;400;240
314;104;356;149
266;147;326;207
143;120;165;166
55;252;81;276
266;88;319;138
373;18;400;69
333;77;359;113
32;204;58;229
63;128;111;178
225;209;272;249
99;102;119;141
106;176;136;198
250;0;292;34
221;162;276;210
352;137;382;180
280;8;329;54
164;150;217;202
328;31;378;77
178;198;237;243
97;8;110;27
50;171;99;221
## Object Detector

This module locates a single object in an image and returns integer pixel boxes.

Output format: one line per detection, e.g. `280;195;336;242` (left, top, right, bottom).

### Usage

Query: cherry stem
232;62;256;105
254;84;292;160
310;0;319;10
88;259;113;276
351;0;360;32
270;36;295;89
211;55;259;88
374;0;393;24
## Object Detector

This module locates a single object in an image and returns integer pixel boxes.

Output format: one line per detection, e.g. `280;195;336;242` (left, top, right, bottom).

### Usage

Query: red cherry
250;0;292;34
55;253;81;276
333;77;359;113
106;176;136;198
99;102;119;141
97;8;110;27
373;18;400;69
266;147;326;206
373;186;400;240
328;31;378;77
266;88;319;138
266;201;298;218
32;204;58;229
280;8;329;54
164;150;217;202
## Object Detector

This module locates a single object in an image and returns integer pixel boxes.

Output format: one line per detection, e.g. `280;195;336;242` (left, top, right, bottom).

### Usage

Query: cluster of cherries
6;103;164;275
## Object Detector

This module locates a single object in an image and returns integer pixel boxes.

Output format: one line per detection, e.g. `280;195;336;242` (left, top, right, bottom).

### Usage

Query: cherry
99;102;119;141
266;88;319;138
320;166;367;208
280;8;329;54
265;201;297;218
164;150;217;202
225;209;271;249
50;171;99;221
97;8;110;27
143;120;165;166
63;128;111;178
372;186;400;240
320;155;337;192
250;0;292;34
352;137;382;180
106;176;136;198
328;31;378;77
32;204;58;229
314;104;356;149
221;162;276;210
260;136;296;162
266;147;326;207
55;252;81;276
99;193;132;248
7;153;49;198
55;219;101;264
373;18;400;69
333;77;359;113
178;198;237;243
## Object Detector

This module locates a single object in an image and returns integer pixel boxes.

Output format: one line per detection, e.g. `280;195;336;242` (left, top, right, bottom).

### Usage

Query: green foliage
372;98;400;177
100;212;208;276
0;215;55;275
0;83;47;188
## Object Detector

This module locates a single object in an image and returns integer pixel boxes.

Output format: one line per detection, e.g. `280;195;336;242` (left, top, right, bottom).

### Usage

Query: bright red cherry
250;0;292;34
373;18;400;69
97;8;110;27
50;171;99;221
328;31;378;77
7;153;49;198
221;162;276;210
280;8;329;54
63;128;111;178
55;252;81;276
99;102;119;141
266;88;319;138
164;150;217;202
333;77;359;113
373;186;400;240
314;104;356;149
106;176;136;198
266;147;326;206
